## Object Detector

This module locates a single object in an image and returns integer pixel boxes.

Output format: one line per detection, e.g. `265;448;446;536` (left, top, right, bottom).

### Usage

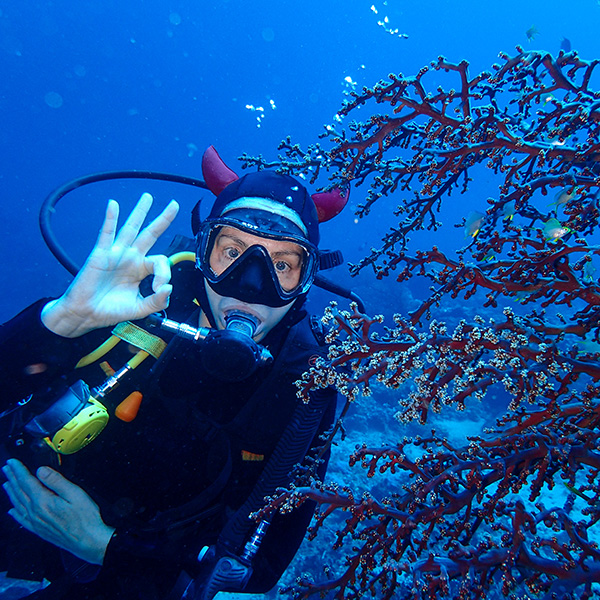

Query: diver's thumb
143;284;172;314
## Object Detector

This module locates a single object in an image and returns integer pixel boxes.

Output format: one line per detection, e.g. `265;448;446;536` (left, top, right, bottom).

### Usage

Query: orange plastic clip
115;391;143;422
241;449;265;462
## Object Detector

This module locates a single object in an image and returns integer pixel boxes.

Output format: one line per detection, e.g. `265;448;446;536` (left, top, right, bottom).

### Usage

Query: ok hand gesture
42;193;179;337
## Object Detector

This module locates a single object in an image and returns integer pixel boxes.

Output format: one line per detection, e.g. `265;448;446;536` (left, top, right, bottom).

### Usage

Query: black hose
38;170;365;310
39;170;209;275
313;273;366;312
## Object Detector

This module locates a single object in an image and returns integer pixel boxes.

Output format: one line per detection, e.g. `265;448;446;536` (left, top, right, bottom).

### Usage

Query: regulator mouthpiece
201;311;272;382
224;311;259;337
148;313;273;382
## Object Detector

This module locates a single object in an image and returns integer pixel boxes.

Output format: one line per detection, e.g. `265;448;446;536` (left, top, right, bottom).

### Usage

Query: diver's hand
2;459;115;565
41;193;180;337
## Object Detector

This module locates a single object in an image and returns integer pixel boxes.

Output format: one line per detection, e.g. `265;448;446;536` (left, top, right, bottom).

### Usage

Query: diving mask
195;219;319;308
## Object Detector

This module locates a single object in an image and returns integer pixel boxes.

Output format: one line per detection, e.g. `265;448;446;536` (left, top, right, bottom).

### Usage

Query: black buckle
319;249;344;270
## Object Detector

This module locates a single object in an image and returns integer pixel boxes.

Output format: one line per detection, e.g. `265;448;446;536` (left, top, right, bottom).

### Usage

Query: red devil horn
312;188;350;223
202;146;239;196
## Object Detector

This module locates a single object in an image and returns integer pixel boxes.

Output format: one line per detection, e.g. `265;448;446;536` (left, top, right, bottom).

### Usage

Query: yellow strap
112;322;167;359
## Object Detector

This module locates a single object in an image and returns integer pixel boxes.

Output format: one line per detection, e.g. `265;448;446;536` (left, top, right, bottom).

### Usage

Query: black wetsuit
0;263;336;599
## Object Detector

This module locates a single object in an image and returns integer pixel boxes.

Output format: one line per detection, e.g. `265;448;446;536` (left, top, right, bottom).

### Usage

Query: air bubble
44;91;63;108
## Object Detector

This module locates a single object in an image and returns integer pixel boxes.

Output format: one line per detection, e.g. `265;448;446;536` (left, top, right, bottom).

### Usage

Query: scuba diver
0;146;349;599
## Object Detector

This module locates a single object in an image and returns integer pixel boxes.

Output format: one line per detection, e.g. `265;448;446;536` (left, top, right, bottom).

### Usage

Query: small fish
551;187;576;207
583;256;596;283
564;482;596;505
560;36;571;52
512;290;533;303
526;25;539;42
543;218;571;241
464;211;485;238
502;201;516;221
575;338;600;356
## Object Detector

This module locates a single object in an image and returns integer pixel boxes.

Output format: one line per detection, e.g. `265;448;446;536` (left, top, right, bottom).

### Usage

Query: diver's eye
226;247;242;260
274;260;290;273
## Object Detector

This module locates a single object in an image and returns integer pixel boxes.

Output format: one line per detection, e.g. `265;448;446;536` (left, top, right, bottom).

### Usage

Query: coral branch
249;48;600;600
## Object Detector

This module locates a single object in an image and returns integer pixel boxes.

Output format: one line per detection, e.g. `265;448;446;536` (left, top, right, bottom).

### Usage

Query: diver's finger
7;507;29;528
2;462;37;514
114;193;154;248
140;284;173;315
133;200;179;255
8;504;65;542
95;200;119;250
7;506;44;539
35;467;90;506
145;255;172;293
2;463;66;540
2;460;45;503
3;480;27;514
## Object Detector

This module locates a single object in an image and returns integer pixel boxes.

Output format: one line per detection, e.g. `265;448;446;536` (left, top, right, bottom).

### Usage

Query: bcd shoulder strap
217;315;333;557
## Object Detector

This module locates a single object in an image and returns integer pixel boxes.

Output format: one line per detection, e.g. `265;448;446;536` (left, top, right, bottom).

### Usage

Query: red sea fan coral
247;49;600;599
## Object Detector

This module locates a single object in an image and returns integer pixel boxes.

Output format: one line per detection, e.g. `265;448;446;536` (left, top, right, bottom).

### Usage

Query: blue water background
0;3;598;597
0;0;597;322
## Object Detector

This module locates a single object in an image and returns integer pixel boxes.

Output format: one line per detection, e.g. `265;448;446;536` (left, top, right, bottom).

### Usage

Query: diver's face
201;227;305;341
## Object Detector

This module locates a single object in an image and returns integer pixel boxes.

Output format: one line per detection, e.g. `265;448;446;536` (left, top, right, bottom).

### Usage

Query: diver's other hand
41;193;180;337
2;459;115;566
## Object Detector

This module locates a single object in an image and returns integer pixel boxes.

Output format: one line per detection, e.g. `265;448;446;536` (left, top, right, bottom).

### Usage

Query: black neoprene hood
208;171;320;246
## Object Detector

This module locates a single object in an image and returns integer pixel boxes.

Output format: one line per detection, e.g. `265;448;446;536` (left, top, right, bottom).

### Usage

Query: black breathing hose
38;170;365;309
313;273;365;313
39;170;209;275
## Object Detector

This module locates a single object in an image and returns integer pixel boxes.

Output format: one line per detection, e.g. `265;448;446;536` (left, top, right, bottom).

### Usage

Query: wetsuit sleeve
0;299;98;405
245;385;338;593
